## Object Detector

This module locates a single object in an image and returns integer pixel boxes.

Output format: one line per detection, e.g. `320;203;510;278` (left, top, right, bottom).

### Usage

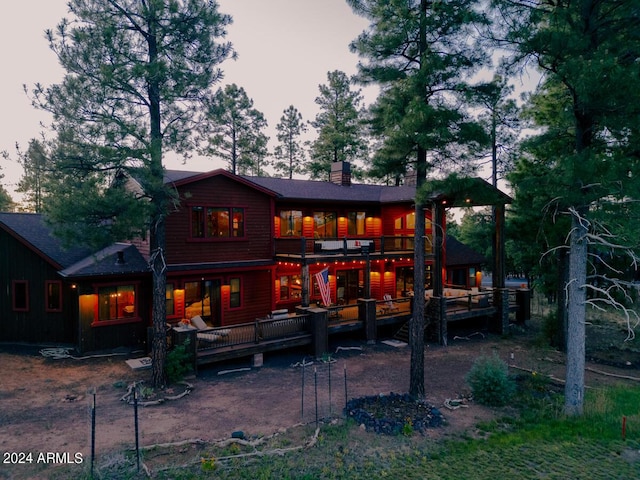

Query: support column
490;288;510;335
359;298;377;344
301;263;310;307
307;307;328;358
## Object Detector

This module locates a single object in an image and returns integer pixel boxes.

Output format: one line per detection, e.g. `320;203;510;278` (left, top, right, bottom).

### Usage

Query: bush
166;338;193;384
466;353;516;407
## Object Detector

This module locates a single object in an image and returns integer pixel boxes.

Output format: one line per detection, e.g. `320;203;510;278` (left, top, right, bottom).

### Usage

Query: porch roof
424;176;512;208
445;236;487;267
59;243;149;278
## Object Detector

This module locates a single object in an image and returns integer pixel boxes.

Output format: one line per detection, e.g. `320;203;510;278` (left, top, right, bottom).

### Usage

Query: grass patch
80;384;640;479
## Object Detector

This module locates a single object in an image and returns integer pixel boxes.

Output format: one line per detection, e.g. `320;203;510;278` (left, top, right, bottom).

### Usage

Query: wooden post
309;308;329;359
301;263;310;307
359;298;377;344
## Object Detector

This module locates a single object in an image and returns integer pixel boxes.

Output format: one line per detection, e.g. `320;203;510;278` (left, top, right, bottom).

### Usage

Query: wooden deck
185;289;523;367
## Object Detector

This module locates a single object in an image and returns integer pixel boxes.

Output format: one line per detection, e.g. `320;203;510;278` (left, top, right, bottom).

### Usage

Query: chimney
330;161;351;186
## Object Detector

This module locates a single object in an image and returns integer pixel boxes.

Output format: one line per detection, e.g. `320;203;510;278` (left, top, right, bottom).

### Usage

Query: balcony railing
274;236;432;258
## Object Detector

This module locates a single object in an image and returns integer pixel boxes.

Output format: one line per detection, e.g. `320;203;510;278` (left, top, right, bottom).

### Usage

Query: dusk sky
0;0;375;200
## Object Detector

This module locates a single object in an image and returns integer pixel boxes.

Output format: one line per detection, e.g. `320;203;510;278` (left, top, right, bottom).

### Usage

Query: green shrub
466;353;516;407
166;338;193;384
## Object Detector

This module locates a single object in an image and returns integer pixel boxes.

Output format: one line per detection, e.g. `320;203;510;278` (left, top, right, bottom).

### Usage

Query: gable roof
165;169;278;197
445;235;487;267
0;212;93;270
0;212;148;278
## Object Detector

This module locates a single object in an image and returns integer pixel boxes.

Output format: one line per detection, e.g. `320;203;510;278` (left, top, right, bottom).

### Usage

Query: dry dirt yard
1;315;639;479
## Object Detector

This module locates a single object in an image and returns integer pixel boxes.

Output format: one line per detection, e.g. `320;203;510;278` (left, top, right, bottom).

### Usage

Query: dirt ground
2;316;640;479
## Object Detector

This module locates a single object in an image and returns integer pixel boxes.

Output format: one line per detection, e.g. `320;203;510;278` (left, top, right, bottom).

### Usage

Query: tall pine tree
308;70;368;179
348;0;488;398
204;83;269;175
494;0;640;414
32;0;233;387
273;105;307;179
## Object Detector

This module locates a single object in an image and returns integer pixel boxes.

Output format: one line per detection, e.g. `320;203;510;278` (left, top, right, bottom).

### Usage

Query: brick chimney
330;161;351;186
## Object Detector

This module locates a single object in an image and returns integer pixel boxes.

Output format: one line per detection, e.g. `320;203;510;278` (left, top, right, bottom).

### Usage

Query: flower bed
345;392;445;435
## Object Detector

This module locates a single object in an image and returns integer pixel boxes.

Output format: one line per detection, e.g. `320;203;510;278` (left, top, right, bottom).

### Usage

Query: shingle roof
0;212;148;278
445;235;487;267
242;176;416;204
59;243;149;278
0;212;93;269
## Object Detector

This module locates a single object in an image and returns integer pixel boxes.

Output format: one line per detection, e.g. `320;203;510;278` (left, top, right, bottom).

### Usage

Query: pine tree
15;138;49;213
32;0;233;387
273;105;307;179
204;83;269;175
308;70;368;179
494;0;640;415
349;0;489;398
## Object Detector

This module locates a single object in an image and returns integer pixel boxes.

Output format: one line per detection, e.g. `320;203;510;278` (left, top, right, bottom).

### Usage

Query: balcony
274;236;431;261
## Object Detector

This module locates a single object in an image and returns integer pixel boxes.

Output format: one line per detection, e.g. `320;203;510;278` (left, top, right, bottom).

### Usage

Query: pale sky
0;0;375;202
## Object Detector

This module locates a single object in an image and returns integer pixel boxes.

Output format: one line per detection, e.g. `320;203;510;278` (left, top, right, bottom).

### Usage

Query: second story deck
274;236;433;262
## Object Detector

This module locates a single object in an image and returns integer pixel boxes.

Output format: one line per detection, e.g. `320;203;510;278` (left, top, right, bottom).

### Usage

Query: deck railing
196;313;310;352
443;290;494;312
326;303;360;326
193;288;527;357
273;236;433;258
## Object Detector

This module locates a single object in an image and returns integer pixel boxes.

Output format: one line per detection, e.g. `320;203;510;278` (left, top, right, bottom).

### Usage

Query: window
314;211;337;238
166;283;175;316
280;210;302;236
12;280;29;312
394;212;415;230
347;211;366;236
98;284;136;321
279;274;302;300
229;278;241;308
46;281;62;312
191;206;244;239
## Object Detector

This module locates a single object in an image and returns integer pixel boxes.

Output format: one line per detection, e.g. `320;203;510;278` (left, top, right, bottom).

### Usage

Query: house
0;213;149;351
1;162;513;353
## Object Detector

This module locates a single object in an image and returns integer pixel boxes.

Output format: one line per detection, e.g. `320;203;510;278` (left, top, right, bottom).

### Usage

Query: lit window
279;274;303;300
191;206;245;239
314;211;337;238
347;211;366;236
98;285;136;321
280;210;303;236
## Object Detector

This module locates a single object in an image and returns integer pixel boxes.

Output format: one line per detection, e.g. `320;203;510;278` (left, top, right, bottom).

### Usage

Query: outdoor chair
190;315;222;344
383;294;400;314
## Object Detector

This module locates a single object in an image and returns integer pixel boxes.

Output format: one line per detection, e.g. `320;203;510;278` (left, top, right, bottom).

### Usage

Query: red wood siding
165;175;273;265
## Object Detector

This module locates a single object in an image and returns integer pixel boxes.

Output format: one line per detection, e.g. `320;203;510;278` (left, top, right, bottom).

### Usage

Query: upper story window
394;212;415;230
314;211;337;238
12;280;29;312
98;284;136;321
347;211;366;236
280;210;303;236
191;206;245;239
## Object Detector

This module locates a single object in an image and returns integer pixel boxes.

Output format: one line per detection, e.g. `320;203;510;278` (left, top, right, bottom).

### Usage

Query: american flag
314;268;331;306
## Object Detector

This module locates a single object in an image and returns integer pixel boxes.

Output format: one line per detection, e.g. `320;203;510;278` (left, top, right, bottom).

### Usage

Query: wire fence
299;356;348;426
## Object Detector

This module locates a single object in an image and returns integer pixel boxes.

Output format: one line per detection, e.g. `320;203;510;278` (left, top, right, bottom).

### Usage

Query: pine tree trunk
564;209;587;416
